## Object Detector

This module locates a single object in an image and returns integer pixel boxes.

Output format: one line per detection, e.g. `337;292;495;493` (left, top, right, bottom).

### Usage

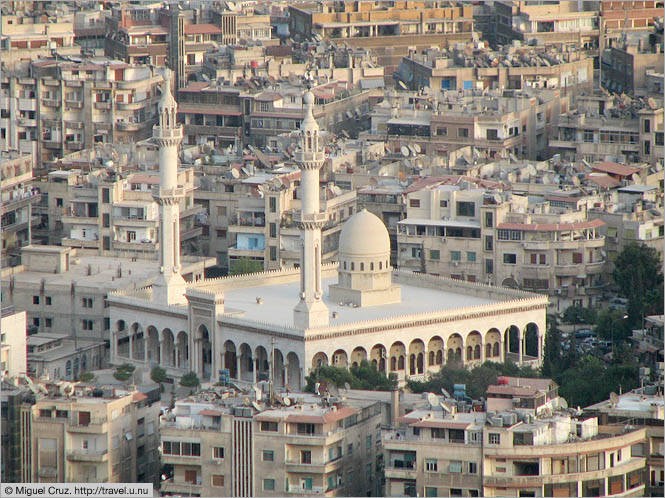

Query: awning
359;77;385;90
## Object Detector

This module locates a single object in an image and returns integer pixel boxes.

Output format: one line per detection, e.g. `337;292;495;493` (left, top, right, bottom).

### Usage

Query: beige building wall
1;309;28;379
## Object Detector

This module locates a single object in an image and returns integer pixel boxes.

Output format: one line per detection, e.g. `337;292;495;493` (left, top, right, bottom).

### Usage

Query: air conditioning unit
441;237;447;243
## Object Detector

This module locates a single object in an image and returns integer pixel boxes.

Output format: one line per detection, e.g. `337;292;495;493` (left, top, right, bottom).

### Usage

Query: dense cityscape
0;1;663;497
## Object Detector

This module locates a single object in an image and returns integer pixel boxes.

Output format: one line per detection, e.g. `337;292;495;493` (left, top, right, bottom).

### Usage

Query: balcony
65;80;83;88
66;121;85;129
66;140;84;150
38;468;58;478
294;212;328;226
117;120;148;132
66;449;109;462
1;192;40;214
16;117;37;127
43;79;60;86
112;240;157;251
61;214;98;225
67;418;108;434
384;466;417;480
283;430;345;446
43;139;61;149
62;238;99;249
112;216;157;228
66;100;84;109
181;226;203;241
521;240;551;250
42;99;61;108
94;101;112;110
161;479;202;494
286;486;326;494
18;98;37;111
116;97;157;111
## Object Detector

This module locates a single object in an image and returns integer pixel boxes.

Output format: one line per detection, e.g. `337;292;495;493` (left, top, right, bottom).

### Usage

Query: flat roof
618;184;657;193
221;277;497;328
398;218;481;229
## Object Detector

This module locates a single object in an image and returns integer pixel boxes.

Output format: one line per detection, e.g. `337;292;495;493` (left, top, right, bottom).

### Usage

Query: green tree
230;257;264;275
79;371;95;383
180;372;200;388
562;305;597;325
613;242;664;324
594;308;631;342
151;366;168;392
113;363;135;382
305;361;397;392
541;315;563;378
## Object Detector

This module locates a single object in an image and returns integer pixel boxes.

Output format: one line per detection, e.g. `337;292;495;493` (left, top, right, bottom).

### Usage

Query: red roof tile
585;173;621;189
132;392;147;402
592;162;641;177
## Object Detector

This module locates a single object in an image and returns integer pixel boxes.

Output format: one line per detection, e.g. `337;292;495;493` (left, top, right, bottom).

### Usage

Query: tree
594;308;631;342
230;257;264;276
562;305;597;325
305;361;397;392
151;366;168;392
613;242;664;324
79;371;95;383
113;363;135;382
180;371;200;388
542;315;563;378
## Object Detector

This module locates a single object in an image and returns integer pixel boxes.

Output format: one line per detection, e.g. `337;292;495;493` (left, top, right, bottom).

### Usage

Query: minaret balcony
152;186;185;199
153;126;183;139
295;211;327;228
295;151;324;164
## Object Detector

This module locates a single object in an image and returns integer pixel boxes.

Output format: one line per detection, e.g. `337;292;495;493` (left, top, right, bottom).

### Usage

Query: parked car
575;329;596;340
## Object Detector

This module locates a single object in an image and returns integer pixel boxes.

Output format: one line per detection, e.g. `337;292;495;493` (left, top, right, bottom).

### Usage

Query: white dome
303;90;315;105
339;209;390;258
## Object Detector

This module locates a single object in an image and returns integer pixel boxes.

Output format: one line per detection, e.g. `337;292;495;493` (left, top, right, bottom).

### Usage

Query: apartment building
0;381;26;483
193;163;356;271
601;34;665;97
1;153;40;266
0;58;163;168
1;307;28;380
368;87;571;161
160;392;384;497
630;315;664;382
384;403;649;498
600;1;665;49
550;100;664;166
395;44;594;94
584;386;665;497
26;381;160;485
209;3;272;45
27;333;107;382
396;180;607;309
32;163;204;258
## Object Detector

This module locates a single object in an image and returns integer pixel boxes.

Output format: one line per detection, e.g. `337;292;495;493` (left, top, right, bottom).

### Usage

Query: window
269;223;277;238
451;250;461;261
656;132;664;146
456;201;475;217
263;479;275;491
180;442;201;456
437;127;447;136
503;253;517;264
260;421;278;432
262;450;274;461
82;320;93;330
489;433;501;444
45;318;52;328
467;251;476;262
431;428;445;439
409;199;420;208
485;259;494;274
440;200;448;208
347;443;353;455
301;450;312;464
366;435;372;448
216;229;226;238
426;459;438;472
426;488;438;497
33;318;40;327
487;129;499;140
184;470;197;484
573;252;583;264
82;298;93;308
485;212;494;228
270;246;277;261
216;206;227;217
469;462;478;474
213;447;225;459
458;128;469;138
449;461;462;473
33;296;40;304
56;198;63;207
269;197;277;213
430;249;440;260
644;140;651;155
102;188;110;203
212;475;224;487
644;119;651;133
45;296;52;305
485;235;493;251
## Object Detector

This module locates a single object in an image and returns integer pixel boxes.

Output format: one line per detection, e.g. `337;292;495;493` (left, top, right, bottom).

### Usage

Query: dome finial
159;67;176;111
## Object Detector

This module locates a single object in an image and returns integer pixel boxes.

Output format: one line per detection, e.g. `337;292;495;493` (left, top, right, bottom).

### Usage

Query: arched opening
466;346;473;361
240;343;253;381
146;326;160;365
81;354;87;372
427;336;444;367
486;343;492;358
131;323;144;361
408;339;425;374
176;331;188;369
332;349;348;368
255;346;269;381
525;323;539;358
466;331;482;362
311;352;328;369
501;277;519;289
370;344;387;373
274;349;285;387
428;351;435;366
389;342;406;371
351;347;367;367
223;340;237;379
286;352;301;391
474;345;481;359
409;354;416;375
73;358;80;379
436;350;443;365
417;352;424;373
197;325;212;381
116;321;130;358
485;328;501;358
446;334;463;365
504;325;520;359
162;329;175;368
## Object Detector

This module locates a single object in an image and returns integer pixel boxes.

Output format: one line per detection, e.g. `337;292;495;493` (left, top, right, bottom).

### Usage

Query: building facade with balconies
160;393;384;497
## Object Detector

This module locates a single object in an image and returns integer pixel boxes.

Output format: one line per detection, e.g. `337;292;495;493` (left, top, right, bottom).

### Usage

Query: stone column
110;331;116;361
129;334;134;360
235;354;240;380
480;341;486;363
518;332;524;364
159;340;164;367
499;339;504;362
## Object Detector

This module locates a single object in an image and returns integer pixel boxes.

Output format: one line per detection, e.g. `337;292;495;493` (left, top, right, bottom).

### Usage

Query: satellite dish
441;388;452;399
648;97;658;109
230;169;240;179
344;382;351;391
398;80;408;90
413;143;421;154
252;401;262;412
283;397;291;406
610;392;619;407
400;146;410;157
427;392;439;408
440;401;452;414
559;398;568;410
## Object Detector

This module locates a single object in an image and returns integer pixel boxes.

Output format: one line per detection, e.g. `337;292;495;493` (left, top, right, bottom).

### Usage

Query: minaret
152;68;186;305
293;89;329;329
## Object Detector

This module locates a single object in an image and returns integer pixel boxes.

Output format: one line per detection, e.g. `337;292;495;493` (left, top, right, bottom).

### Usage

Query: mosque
108;71;547;390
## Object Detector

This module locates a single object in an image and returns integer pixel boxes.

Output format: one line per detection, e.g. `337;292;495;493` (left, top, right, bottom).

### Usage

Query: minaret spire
152;68;186;305
293;82;329;329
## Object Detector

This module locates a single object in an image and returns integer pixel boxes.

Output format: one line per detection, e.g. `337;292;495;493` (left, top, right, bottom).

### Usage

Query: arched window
436;350;443;364
466;346;473;361
351;262;355;271
486;343;492;358
409;354;416;375
398;355;405;370
370;262;374;271
66;360;72;378
493;342;500;357
390;356;397;371
360;262;364;271
474;345;481;359
81;354;87;371
428;351;435;366
417;353;424;373
73;357;80;377
447;349;454;363
455;348;462;362
343;261;347;270
379;261;383;270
